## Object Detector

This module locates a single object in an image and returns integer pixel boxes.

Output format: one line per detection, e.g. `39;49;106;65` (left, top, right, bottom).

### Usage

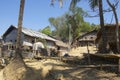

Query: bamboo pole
87;41;91;64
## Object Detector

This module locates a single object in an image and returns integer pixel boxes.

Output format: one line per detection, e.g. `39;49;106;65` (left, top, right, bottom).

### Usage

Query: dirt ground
69;46;97;57
24;59;120;80
0;46;120;80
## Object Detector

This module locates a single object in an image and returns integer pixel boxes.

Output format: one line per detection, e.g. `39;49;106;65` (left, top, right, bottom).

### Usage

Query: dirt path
0;70;4;80
24;59;120;80
0;58;120;80
0;46;120;80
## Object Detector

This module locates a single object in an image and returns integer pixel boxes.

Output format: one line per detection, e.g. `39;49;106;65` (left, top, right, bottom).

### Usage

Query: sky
0;0;120;36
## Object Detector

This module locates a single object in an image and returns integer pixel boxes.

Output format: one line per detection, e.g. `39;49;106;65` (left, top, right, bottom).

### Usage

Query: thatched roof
3;25;57;42
78;29;98;41
95;24;120;53
95;24;120;44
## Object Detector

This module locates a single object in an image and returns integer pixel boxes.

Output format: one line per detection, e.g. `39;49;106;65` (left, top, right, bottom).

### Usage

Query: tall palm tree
51;0;81;10
3;1;26;80
16;0;25;58
98;0;107;53
89;0;107;53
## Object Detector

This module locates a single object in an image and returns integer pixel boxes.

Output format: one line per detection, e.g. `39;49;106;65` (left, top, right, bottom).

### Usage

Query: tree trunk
15;0;25;59
106;0;120;53
2;1;27;80
98;0;107;53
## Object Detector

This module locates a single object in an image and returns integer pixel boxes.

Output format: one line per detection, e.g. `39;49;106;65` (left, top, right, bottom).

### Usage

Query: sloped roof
22;27;56;41
78;29;98;41
3;25;56;41
55;40;68;48
95;24;120;44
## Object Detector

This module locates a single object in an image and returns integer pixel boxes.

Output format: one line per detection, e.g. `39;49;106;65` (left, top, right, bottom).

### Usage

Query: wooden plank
90;53;120;58
76;64;118;68
34;56;82;61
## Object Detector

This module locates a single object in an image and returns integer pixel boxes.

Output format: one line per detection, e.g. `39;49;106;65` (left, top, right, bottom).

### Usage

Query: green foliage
69;0;81;10
39;26;52;36
88;0;99;11
48;6;97;42
66;7;90;42
37;38;47;49
80;22;92;32
49;14;70;41
91;23;100;30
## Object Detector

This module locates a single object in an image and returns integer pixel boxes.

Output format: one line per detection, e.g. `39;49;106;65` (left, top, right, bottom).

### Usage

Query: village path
0;70;4;80
24;58;120;80
0;46;120;80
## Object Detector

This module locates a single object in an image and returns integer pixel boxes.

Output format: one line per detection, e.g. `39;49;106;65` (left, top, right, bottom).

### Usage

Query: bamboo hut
95;24;120;53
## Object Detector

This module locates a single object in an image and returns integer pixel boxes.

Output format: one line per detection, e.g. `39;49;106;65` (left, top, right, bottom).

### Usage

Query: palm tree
98;0;107;53
16;0;25;59
2;1;26;80
51;0;81;10
88;0;108;53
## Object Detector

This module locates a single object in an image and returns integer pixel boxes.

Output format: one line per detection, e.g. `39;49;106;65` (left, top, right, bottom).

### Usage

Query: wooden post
0;46;1;57
87;41;91;64
100;63;103;71
118;58;120;75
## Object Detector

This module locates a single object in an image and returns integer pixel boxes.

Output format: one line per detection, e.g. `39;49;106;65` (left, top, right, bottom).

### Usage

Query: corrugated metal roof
12;25;56;41
22;27;56;41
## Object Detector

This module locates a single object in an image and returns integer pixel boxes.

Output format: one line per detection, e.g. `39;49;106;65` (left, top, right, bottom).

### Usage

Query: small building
0;36;3;45
2;25;57;57
0;36;3;57
95;24;120;53
55;40;69;56
3;25;57;47
78;30;98;46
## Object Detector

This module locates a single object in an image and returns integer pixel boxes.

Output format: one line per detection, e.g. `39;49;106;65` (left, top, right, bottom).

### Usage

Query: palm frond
59;0;63;8
69;0;81;10
88;0;99;11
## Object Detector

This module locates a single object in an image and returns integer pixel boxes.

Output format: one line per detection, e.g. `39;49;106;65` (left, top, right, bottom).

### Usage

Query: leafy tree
91;23;99;30
80;22;92;32
49;6;93;46
40;26;52;36
66;7;91;46
49;13;69;41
